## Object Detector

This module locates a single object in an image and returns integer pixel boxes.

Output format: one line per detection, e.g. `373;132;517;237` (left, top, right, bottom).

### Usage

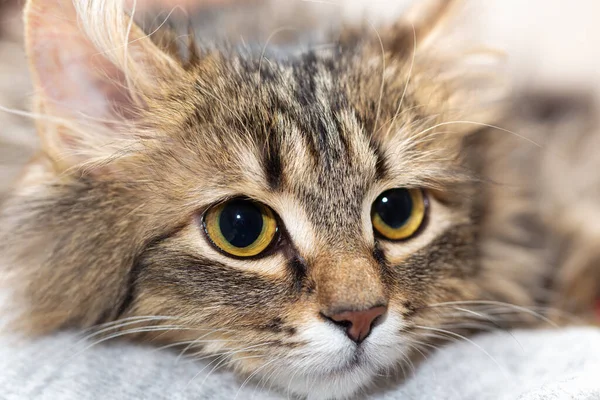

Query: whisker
185;348;235;363
80;315;178;332
76;318;180;343
76;325;190;349
184;353;230;390
406;337;442;352
435;321;505;331
285;363;302;399
153;337;239;354
494;307;582;325
175;328;234;363
414;325;510;378
200;353;264;390
423;300;558;328
254;361;281;399
413;120;543;148
183;347;268;364
54;325;193;368
446;306;523;350
235;357;280;400
185;342;273;392
398;351;416;378
406;341;431;363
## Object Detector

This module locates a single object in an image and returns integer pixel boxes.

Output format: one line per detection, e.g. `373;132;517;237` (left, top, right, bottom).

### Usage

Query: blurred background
1;0;599;197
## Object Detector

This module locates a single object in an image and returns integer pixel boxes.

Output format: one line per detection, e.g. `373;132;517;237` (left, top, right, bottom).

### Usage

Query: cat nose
324;306;388;343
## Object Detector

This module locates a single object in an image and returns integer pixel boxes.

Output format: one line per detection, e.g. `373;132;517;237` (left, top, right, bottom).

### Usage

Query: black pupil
374;189;413;228
219;200;264;248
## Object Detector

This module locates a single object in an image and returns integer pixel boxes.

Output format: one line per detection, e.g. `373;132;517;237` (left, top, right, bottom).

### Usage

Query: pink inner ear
27;1;132;122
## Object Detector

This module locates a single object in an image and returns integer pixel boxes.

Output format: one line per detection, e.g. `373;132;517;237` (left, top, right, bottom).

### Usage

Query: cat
1;0;599;399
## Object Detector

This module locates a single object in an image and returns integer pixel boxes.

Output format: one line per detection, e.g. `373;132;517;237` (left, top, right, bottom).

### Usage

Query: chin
279;366;378;400
251;313;407;400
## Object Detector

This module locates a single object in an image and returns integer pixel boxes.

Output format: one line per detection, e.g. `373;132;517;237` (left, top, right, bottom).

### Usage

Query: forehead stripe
263;131;283;191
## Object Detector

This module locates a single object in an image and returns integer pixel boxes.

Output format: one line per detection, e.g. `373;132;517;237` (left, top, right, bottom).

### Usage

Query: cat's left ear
24;0;186;169
388;0;507;132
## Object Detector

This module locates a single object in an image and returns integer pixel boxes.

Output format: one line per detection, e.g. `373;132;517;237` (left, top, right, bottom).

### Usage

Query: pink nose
325;306;387;343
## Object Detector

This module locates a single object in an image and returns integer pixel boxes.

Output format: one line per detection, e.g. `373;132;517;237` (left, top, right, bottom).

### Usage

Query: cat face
121;51;481;397
1;0;527;398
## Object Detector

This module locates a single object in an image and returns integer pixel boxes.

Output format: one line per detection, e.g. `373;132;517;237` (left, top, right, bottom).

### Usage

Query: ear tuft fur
24;0;185;170
387;0;460;55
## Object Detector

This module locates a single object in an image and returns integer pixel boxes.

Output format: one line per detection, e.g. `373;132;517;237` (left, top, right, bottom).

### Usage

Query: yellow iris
203;200;278;258
372;189;426;240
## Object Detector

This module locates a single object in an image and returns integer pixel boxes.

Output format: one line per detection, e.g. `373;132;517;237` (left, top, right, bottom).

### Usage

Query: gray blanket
1;327;599;399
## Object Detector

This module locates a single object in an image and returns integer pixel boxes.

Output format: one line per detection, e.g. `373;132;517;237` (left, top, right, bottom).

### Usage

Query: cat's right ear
24;0;186;170
387;0;459;54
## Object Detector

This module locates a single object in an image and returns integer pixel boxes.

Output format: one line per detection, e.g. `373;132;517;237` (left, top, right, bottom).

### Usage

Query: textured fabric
1;327;599;399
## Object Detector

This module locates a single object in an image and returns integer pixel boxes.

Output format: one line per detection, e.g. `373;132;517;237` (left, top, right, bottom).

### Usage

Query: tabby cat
1;0;599;399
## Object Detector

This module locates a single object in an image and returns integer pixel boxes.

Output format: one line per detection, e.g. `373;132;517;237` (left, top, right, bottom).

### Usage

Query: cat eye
202;198;279;258
371;189;427;241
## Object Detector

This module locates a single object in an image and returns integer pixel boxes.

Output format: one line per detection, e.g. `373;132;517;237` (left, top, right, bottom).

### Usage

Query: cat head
1;0;516;397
